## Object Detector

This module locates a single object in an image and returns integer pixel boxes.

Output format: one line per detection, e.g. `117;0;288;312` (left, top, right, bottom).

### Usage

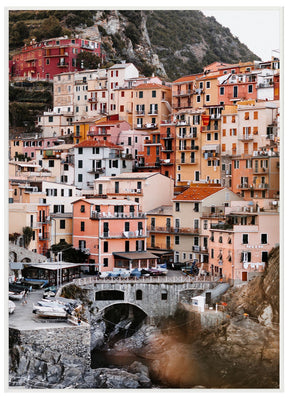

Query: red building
10;36;103;81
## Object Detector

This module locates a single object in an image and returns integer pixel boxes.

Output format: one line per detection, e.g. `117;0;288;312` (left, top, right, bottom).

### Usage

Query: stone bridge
9;243;47;263
73;276;220;318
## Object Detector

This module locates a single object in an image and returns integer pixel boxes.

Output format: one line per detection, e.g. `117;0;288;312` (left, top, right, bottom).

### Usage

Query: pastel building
9;197;51;256
209;200;279;283
72;198;158;272
73;139;133;190
172;184;241;267
93;172;174;213
146;205;174;263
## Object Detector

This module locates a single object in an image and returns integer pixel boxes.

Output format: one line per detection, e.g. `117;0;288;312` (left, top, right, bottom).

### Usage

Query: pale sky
202;8;281;61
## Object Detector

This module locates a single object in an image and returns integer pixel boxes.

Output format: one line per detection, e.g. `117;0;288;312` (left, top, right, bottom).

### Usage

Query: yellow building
50;214;73;246
132;83;172;130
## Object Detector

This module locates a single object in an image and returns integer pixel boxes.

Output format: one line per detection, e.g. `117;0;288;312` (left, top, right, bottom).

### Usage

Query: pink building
209;200;279;283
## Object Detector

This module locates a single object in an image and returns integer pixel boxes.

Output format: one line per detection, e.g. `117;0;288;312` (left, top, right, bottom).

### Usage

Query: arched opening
136;289;142;300
95;290;124;301
91;303;147;368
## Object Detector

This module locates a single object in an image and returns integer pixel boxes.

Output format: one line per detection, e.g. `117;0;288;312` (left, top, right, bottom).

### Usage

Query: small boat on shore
9;290;25;300
9;300;16;314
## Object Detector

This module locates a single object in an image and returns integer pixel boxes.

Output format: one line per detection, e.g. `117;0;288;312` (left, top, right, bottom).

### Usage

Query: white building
73;139;133;190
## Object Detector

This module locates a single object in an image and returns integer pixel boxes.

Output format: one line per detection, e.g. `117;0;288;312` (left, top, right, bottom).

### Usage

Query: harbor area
9;288;86;330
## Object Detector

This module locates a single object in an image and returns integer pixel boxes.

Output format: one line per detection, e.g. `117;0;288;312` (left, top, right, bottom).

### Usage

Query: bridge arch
98;301;148;317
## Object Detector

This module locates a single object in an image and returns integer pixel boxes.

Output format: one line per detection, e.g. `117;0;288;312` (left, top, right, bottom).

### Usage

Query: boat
9;290;25;300
32;305;68;318
9;300;16;314
33;297;82;319
24;278;49;288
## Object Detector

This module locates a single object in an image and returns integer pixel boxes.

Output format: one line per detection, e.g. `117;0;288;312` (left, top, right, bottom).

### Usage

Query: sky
202;8;282;62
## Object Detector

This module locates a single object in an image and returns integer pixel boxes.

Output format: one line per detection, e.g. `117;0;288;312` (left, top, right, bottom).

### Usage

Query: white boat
33;304;68;318
9;290;25;300
9;300;16;314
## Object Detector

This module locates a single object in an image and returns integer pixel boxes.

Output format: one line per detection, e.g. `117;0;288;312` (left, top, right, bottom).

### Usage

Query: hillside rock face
194;246;280;388
76;9;260;80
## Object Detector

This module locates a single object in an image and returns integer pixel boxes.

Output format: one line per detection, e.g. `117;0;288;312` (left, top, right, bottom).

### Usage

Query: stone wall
9;325;91;388
9;243;47;263
84;281;216;318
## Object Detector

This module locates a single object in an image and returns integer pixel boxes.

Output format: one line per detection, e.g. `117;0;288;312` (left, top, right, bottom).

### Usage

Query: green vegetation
22;226;33;248
50;241;89;264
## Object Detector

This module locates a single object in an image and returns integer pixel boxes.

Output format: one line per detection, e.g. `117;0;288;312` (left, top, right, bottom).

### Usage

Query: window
244;112;249;120
139;91;143;98
78;160;83;168
205;94;210;102
248;85;253;93
242;234;249;244
125;222;130;232
261;234;267;244
206;81;210;89
220;87;225;95
48;160;54;167
103;241;108;253
262;252;268;263
152;90;156;97
161;290;168;300
175;202;180;212
103;258;108;267
78;174;83;182
78;148;83;155
80;221;85;232
136;290;143;300
175;236;180;245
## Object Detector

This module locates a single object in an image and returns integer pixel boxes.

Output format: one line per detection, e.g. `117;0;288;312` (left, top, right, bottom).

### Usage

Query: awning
9;262;24;270
113;251;159;260
147;249;173;256
202;144;220;152
27;262;82;271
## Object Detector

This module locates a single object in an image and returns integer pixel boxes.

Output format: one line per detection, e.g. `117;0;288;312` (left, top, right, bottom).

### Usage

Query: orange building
72;198;159;272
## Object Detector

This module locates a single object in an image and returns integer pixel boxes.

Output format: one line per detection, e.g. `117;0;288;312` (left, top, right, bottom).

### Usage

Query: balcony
57;62;69;68
90;211;146;219
148;226;172;233
192;245;208;253
88;167;105;174
238;135;253;141
172;227;199;235
176;120;189;126
38;232;50;240
210;223;233;230
88;97;98;103
100;230;146;239
174;89;192;97
253;167;268;174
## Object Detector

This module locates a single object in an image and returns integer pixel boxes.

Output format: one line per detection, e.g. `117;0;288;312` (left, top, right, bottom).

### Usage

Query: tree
76;52;102;69
22;226;33;248
50;241;89;263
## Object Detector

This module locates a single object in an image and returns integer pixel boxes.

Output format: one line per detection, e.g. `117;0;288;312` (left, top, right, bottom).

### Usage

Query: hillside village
8;35;280;286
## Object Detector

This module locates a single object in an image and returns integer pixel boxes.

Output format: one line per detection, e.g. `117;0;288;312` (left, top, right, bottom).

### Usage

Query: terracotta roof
74;139;123;149
134;83;169;90
172;75;198;84
174;185;224;201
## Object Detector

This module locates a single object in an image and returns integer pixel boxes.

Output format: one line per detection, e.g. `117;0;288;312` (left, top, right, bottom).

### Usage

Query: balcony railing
39;232;50;240
100;230;146;239
90;211;146;219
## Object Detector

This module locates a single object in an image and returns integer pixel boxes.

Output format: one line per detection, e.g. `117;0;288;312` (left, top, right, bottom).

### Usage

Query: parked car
130;268;141;278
